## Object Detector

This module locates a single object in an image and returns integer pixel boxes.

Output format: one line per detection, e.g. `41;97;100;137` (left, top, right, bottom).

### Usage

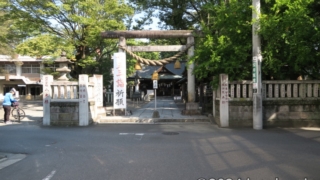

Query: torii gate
101;30;199;114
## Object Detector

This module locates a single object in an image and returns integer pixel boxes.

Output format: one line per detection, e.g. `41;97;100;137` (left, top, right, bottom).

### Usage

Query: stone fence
213;74;320;128
42;74;103;126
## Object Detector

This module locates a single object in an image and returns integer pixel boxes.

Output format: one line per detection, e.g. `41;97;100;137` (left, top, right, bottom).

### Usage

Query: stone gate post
94;74;103;107
91;74;103;121
219;74;229;127
79;74;89;126
43;75;53;126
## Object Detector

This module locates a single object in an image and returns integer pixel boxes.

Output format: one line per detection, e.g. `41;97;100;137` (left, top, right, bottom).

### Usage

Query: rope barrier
118;43;194;66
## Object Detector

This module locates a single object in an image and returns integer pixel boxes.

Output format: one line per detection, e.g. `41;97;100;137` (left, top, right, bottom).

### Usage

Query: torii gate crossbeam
100;30;200;114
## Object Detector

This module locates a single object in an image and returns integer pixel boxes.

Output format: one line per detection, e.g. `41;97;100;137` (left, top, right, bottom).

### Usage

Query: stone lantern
55;51;73;81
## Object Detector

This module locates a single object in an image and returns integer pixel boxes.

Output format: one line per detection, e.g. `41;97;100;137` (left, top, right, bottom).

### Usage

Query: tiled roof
0;55;48;62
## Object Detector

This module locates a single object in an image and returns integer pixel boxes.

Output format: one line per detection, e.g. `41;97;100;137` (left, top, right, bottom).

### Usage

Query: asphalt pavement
0;99;320;180
0;97;209;167
100;97;211;123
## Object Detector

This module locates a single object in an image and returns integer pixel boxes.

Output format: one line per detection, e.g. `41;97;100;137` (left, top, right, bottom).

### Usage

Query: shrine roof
128;61;186;80
0;55;47;62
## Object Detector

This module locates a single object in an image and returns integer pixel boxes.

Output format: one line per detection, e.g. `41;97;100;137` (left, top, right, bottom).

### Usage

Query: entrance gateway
101;30;200;114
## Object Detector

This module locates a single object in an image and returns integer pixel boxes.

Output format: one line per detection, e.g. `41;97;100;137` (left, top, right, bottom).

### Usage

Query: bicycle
11;101;26;123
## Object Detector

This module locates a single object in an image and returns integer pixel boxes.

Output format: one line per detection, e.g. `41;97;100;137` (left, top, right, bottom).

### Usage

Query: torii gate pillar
183;36;200;115
119;36;126;53
101;30;200;115
187;36;195;102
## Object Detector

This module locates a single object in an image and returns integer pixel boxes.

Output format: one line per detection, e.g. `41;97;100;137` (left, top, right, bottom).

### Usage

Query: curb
0;155;7;162
97;117;211;124
0;153;26;170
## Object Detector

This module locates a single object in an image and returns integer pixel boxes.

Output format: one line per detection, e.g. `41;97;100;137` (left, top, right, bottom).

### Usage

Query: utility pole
252;0;263;130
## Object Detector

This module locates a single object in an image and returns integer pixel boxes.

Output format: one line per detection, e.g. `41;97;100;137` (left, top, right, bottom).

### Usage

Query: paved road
0;100;320;180
1;122;320;180
100;97;210;123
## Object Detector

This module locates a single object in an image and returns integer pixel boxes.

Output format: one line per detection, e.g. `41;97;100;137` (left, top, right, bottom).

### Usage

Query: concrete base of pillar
152;110;160;118
111;109;126;116
181;102;201;115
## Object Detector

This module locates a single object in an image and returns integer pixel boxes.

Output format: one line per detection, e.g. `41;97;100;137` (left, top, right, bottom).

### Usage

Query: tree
191;1;253;84
1;0;134;79
129;0;210;30
15;34;74;58
190;0;320;83
0;10;22;55
128;0;253;85
259;0;320;80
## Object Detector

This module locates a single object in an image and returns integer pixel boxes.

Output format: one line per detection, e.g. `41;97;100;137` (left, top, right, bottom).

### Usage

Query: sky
132;10;160;30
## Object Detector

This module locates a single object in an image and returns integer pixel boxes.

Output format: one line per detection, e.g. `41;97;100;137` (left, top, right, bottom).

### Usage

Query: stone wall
264;100;320;127
50;101;94;126
214;100;221;126
229;100;253;127
214;99;320;128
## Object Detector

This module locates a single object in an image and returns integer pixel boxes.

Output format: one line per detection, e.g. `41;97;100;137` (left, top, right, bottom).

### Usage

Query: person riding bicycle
2;88;17;124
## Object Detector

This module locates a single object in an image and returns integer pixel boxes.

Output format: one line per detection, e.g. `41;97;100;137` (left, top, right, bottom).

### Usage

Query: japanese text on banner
113;53;126;109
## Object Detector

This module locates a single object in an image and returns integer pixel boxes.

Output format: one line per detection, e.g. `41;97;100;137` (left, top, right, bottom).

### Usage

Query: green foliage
193;0;320;83
3;0;319;85
0;11;22;55
128;0;208;30
1;0;134;81
192;1;252;85
260;0;320;79
15;34;74;58
41;67;60;79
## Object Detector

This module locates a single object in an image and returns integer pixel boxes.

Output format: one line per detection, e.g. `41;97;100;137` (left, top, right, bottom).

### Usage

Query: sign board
147;90;154;95
113;52;127;109
252;56;258;89
153;80;158;89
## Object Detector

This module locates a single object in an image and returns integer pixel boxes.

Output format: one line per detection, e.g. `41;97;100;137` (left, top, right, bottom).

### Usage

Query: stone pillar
43;75;53;126
94;74;103;107
14;62;23;77
212;88;216;119
79;74;89;126
219;74;229;127
212;76;217;119
187;36;195;102
26;85;32;100
91;74;103;121
119;36;126;53
252;0;263;130
182;36;200;115
39;62;44;80
130;86;133;99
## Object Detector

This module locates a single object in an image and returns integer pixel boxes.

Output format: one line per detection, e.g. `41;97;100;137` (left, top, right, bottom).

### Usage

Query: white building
0;55;45;100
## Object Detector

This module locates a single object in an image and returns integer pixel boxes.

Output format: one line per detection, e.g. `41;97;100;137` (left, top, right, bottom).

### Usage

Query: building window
22;64;40;73
44;63;58;72
0;64;16;74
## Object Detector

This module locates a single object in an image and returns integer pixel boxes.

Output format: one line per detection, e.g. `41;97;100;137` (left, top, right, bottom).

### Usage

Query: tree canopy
192;1;252;82
0;10;22;55
1;0;134;81
260;0;320;80
132;0;320;82
1;0;320;85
